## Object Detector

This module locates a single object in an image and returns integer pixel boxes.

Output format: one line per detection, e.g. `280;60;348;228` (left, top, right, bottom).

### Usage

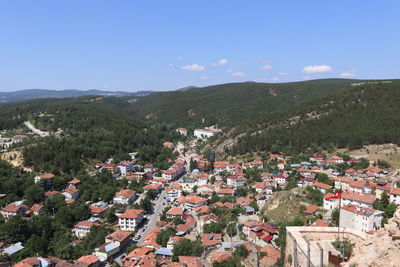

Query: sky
0;0;399;92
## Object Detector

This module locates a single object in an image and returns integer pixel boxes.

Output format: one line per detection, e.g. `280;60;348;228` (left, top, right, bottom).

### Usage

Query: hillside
0;89;154;103
128;79;363;128
0;96;179;174
223;80;400;155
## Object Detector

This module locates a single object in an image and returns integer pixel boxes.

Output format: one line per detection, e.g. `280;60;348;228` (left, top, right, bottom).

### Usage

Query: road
24;121;50;137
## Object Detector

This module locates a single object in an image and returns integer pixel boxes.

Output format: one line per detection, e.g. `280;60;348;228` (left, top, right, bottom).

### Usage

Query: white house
73;221;99;238
341;191;376;209
323;193;340;210
113;189;136;205
339;205;383;233
117;161;134;176
390;188;400;204
118;209;144;231
227;174;245;188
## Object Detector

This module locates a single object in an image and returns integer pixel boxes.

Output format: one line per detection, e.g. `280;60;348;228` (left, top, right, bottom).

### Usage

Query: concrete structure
285;226;366;267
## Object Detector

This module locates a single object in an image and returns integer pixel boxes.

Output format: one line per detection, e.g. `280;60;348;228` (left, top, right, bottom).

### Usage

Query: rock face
345;207;400;266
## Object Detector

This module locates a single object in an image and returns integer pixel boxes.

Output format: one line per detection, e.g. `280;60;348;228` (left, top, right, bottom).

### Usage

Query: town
1;127;399;267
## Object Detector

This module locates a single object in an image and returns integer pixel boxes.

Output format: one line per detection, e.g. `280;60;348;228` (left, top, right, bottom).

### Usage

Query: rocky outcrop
345;207;400;266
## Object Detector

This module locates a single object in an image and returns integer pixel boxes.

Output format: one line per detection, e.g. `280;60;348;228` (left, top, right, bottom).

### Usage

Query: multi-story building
340;204;384;232
118;209;144;231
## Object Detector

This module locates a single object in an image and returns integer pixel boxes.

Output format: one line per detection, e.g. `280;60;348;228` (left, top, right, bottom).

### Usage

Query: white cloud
271;77;280;81
302;65;332;74
278;72;288;76
168;63;174;67
232;72;245;77
177;56;184;61
261;64;272;71
181;64;205;71
340;71;356;77
200;75;210;80
212;58;228;66
226;69;233;73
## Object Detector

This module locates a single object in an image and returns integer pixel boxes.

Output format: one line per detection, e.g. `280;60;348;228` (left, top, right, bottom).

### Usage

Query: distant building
194;128;222;139
176;128;188;136
118;209;144;231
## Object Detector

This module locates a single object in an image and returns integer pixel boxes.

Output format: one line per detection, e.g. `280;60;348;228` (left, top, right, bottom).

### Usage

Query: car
134;234;141;240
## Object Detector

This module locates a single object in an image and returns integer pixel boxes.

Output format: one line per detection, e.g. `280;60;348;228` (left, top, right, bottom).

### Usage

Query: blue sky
0;1;399;92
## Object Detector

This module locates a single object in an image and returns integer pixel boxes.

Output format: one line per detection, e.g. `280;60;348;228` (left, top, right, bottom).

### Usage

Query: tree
331;208;340;225
24;184;44;205
156;227;177;247
203;222;224;234
172;239;202;262
233;244;249;259
226;223;237;237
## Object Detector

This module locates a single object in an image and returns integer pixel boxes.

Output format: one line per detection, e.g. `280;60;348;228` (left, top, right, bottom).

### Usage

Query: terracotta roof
194;205;210;214
391;187;400;195
74;221;98;229
178;256;203;267
211;252;233;263
341;204;378;217
126;247;153;259
64;187;79;194
166;207;185;216
303;205;320;214
313;182;333;190
342;191;376;204
68;179;81;184
76;255;100;265
119;209;144;219
1;203;27;213
202;234;222;247
38;173;55;179
89;206;107;214
259;246;280;266
30;204;44;213
309;219;329;227
143;183;162;190
115;189;136;198
106;230;131;242
216;188;235;195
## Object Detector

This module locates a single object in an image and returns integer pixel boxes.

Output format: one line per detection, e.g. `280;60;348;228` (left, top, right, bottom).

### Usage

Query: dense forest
0;97;180;174
227;81;400;155
126;79;363;128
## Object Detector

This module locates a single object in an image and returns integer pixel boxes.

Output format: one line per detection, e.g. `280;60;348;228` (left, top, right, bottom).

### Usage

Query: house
330;155;344;164
341;191;376;209
1;202;29;219
227;174;245;188
213;161;228;172
143;164;154;174
216;188;235;197
2;242;24;256
105;230;131;249
340;204;384;232
303;205;320;216
211;252;233;263
30;204;45;216
176;128;188;136
68;178;81;188
118;209;144;231
12;135;28;143
195;173;209;186
312;182;332;193
178;196;208;208
117;161;134;176
15;257;55;267
75;255;102;267
95;242;119;259
166;207;185;219
202;234;222;249
62;187;79;201
178;256;202;267
143;183;162;194
163;142;175;149
333;176;353;191
255;182;268;194
113;189;136;205
194;129;222;139
375;181;394;199
309;154;324;163
323;193;340;210
34;173;55;185
166;184;183;200
73;221;99;238
274;173;288;184
243;160;264;170
390;188;400;204
259;246;280;266
89;206;108;218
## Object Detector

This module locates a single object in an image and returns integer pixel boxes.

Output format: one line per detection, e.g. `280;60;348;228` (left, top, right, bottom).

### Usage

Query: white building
339;205;383;233
390;188;400;204
117;161;134;176
113;189;136;205
194;128;222;139
118;209;144;231
73;221;99;238
323;193;340;211
341;191;376;209
227;174;245;188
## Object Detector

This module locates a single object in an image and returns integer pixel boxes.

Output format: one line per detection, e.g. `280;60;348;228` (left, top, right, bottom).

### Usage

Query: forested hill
225;80;400;155
127;79;365;128
0;96;179;174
